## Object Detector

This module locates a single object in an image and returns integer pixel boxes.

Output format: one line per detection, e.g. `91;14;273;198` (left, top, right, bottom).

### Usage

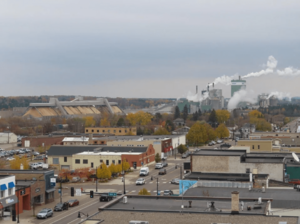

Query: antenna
292;152;299;162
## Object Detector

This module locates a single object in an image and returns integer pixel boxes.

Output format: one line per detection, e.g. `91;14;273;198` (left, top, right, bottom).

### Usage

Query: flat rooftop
76;151;142;156
186;172;268;181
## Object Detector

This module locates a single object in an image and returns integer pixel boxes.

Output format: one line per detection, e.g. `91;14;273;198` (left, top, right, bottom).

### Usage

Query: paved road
284;117;300;133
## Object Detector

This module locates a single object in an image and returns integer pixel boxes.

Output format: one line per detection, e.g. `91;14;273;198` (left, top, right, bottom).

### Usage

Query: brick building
21;136;64;147
15;185;31;215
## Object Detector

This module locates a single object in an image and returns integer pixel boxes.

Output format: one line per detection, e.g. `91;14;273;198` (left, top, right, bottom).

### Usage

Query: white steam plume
186;91;208;102
208;74;238;87
227;89;257;110
267;91;291;100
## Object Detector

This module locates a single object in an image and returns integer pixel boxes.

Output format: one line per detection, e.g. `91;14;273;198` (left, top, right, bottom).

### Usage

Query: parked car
220;143;231;148
217;140;223;144
99;193;113;202
36;208;53;219
72;176;81;182
0;148;3;152
155;163;163;169
136;178;145;185
163;190;174;196
194;148;201;152
68;199;79;207
162;162;168;167
6;157;15;161
54;202;69;211
30;163;39;169
171;178;180;185
289;179;300;185
181;153;188;158
56;177;69;183
33;151;40;156
161;156;167;161
158;168;167;175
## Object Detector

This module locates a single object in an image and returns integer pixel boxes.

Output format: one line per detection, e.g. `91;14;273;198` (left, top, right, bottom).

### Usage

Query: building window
114;130;116;133
118;160;121;164
85;129;88;132
125;130;127;133
1;190;4;198
8;188;12;196
119;130;121;133
94;141;97;144
258;145;260;149
64;157;67;162
100;159;103;163
103;130;105;133
92;129;94;132
97;130;99;133
252;145;254;150
53;158;59;164
112;160;115;164
83;159;88;164
75;159;80;164
108;130;110;133
246;168;250;173
106;160;109;165
91;162;94;168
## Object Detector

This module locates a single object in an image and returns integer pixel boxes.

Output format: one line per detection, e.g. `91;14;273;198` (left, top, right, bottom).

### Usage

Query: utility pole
96;166;98;192
122;162;126;194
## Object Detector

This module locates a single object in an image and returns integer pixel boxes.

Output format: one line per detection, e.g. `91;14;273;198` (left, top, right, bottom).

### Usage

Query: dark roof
48;145;148;156
193;149;246;156
186;172;268;181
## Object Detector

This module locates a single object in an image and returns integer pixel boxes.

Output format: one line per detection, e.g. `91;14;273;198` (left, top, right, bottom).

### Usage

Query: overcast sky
0;0;300;98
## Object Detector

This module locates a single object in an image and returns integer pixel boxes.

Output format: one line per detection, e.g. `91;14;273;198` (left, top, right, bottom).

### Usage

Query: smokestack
213;83;214;88
196;86;198;94
239;76;241;80
207;84;209;92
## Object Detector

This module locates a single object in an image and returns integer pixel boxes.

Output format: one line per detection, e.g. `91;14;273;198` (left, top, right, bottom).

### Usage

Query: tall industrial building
231;76;246;97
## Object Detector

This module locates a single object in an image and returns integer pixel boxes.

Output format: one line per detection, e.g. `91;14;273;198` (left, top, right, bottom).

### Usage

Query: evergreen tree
208;109;218;125
198;109;202;117
192;111;198;121
182;105;188;121
116;117;125;126
174;106;180;119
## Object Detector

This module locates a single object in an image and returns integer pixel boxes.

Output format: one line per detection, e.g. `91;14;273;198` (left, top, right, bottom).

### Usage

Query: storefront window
8;188;12;196
1;190;4;198
53;158;59;164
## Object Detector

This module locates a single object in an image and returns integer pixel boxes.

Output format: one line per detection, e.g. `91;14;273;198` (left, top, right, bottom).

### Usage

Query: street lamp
122;161;126;194
7;126;9;144
151;176;159;199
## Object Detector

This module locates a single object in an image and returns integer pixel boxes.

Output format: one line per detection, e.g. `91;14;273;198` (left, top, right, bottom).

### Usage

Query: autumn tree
97;163;111;179
186;122;208;145
10;155;29;170
126;111;152;126
116;117;125;126
215;123;230;139
174;106;180;119
215;110;230;123
85;116;96;127
248;110;263;118
100;117;110;126
109;163;117;175
178;144;188;154
138;188;151;195
204;123;217;141
153;127;170;135
121;159;130;171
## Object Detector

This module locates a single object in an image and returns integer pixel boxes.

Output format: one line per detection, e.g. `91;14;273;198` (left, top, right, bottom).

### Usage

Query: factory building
231;77;246;97
23;96;123;119
200;86;224;111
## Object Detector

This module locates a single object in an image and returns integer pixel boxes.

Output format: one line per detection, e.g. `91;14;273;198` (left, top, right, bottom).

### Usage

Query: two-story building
0;175;17;219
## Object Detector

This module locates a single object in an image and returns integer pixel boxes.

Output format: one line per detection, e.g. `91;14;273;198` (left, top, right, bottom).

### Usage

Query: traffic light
90;190;94;198
71;187;74;197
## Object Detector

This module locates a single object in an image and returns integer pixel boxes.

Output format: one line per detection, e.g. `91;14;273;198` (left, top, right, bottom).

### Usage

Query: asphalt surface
284;117;300;133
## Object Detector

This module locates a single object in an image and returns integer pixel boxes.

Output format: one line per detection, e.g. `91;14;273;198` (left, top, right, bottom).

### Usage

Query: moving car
36;208;53;219
216;140;223;144
182;153;189;158
171;178;180;185
54;202;69;211
158;169;167;175
99;193;113;202
139;167;149;176
6;157;15;161
136;178;145;185
162;162;168;167
72;176;81;182
163;190;174;196
220;143;231;148
155;163;163;169
68;199;79;207
33;151;40;156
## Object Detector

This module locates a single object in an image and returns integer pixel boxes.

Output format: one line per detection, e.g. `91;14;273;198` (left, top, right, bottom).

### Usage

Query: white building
0;175;17;218
0;132;17;144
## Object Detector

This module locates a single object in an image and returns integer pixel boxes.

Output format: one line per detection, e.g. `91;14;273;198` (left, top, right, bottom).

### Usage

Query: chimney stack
231;191;239;214
196;85;198;94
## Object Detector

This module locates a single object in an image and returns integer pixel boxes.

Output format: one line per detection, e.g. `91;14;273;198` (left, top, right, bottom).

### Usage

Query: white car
6;157;15;161
30;163;39;169
217;140;223;144
155;163;163;169
136;178;145;185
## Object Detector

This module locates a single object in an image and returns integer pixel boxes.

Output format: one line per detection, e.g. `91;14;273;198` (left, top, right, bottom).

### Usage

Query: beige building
85;127;137;136
237;140;272;152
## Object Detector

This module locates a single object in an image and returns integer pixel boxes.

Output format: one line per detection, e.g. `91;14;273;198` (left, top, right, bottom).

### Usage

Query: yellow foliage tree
122;159;130;171
96;163;111;179
186;122;208;145
205;124;217;141
153;127;170;135
215;123;230;139
138;188;151;195
85;116;96;127
248;110;263;118
215;110;231;123
126;111;153;126
126;113;137;125
115;164;122;173
100;117;110;127
10;155;29;170
109;163;117;175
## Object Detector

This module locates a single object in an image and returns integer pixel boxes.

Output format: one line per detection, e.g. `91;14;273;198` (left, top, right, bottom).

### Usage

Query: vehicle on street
220;143;231;148
194;148;201;152
171;178;180;185
6;157;15;161
36;208;53;219
30;163;39;169
208;141;214;146
56;177;69;183
136;178;145;185
54;202;69;211
0;148;3;152
68;199;79;207
158;168;167;175
72;176;81;182
0;153;5;158
163;190;174;196
235;137;239;141
217;140;223;144
33;151;40;156
162;162;168;167
139;167;149;176
161;156;167;161
181;153;188;158
289;179;300;185
155;163;163;169
99;193;113;202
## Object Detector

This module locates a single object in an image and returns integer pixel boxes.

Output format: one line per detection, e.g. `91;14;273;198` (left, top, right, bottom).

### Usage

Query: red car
68;199;79;207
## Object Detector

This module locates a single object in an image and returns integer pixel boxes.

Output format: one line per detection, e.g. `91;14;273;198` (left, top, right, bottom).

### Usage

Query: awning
0;195;18;208
0;184;7;191
46;188;56;193
8;182;15;189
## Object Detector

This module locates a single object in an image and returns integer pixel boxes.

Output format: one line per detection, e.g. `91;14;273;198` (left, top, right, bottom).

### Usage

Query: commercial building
189;149;300;182
0;175;17;219
23;97;123;119
237;139;273;152
0;170;57;206
85;126;137;136
47;145;156;170
231;77;246;97
21;135;65;147
0;132;17;144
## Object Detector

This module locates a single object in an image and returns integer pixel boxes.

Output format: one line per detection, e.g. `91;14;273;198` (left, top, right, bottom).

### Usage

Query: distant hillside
0;96;175;110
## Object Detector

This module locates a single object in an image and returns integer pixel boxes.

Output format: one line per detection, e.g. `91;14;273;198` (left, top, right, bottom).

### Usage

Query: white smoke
267;91;291;101
242;56;277;78
186;91;209;102
208;74;238;87
227;89;257;110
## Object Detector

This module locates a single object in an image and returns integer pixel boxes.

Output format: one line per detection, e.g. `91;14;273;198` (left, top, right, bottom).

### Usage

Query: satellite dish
292;152;299;162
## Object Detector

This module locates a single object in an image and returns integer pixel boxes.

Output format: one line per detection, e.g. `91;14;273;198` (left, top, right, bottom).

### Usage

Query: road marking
39;199;99;224
131;190;136;192
153;191;157;192
149;182;153;184
163;182;167;183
